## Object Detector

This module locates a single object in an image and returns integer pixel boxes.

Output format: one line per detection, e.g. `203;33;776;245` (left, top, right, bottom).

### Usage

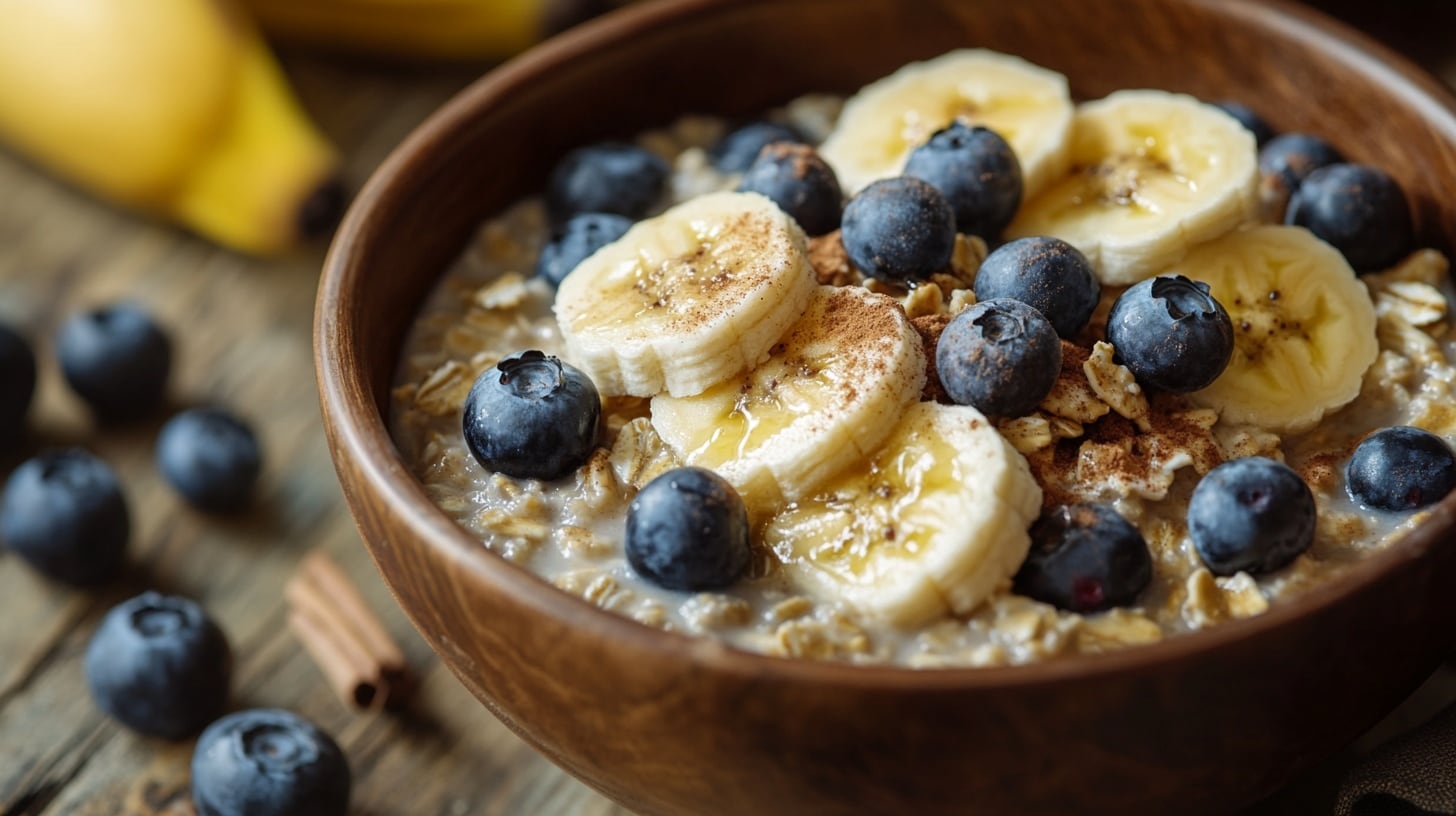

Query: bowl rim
317;0;1456;690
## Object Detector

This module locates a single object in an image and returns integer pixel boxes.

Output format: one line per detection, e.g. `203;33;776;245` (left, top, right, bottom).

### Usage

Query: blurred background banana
240;0;629;62
0;0;342;256
0;0;623;256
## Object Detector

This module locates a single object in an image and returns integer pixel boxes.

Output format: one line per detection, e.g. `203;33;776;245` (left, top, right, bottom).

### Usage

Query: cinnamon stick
286;550;412;710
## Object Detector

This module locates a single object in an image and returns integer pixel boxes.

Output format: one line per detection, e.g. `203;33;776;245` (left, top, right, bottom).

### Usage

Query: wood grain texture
0;53;629;816
1;2;1455;815
316;1;1456;815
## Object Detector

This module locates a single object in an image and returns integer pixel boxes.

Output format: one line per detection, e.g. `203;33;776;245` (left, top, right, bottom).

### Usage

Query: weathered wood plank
0;50;631;816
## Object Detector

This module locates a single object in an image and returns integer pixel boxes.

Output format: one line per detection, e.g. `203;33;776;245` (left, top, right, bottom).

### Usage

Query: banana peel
0;0;342;255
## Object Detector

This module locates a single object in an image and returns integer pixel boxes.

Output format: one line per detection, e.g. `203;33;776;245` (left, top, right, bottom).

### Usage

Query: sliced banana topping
819;49;1073;201
554;191;818;398
651;286;925;512
1007;90;1258;286
763;402;1042;627
1178;225;1378;432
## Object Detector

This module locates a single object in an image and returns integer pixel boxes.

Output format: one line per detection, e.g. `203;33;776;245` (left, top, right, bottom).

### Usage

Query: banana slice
819;49;1073;200
1006;90;1258;286
651;286;925;512
763;402;1042;626
1178;225;1378;432
554;191;817;398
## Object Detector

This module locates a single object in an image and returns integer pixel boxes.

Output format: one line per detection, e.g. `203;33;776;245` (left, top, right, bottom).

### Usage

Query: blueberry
625;466;750;591
736;143;843;236
1188;457;1315;575
903;123;1022;239
972;236;1099;339
1013;504;1152;613
936;298;1061;417
56;303;171;421
535;213;633;288
0;449;129;585
545;142;667;224
0;322;36;445
841;177;957;281
463;350;600;481
710;121;804;173
1346;426;1456;511
1105;275;1233;393
1258;133;1343;199
1212;101;1274;147
1285;163;1413;273
156;408;262;513
84;592;231;739
192;708;350;816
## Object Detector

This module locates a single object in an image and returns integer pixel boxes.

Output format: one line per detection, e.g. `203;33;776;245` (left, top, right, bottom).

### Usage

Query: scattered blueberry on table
1188;456;1316;576
462;350;600;481
972;236;1099;339
535;212;634;288
736;142;843;236
1106;275;1233;393
1212;100;1274;146
0;322;36;445
710;121;805;173
626;466;750;591
0;448;129;585
84;591;231;739
936;297;1061;418
192;708;351;816
904;122;1022;240
1014;503;1152;613
1285;163;1413;273
841;176;956;281
156;408;263;513
56;302;171;422
1346;426;1456;512
545;142;668;224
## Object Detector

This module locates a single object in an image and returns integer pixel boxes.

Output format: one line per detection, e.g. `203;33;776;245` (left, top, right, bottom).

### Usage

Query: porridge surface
390;91;1456;668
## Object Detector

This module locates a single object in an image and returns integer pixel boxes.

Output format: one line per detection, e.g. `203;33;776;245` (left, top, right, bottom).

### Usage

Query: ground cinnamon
286;550;412;710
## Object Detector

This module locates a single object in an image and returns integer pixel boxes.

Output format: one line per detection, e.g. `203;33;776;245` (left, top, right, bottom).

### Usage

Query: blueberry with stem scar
0;449;129;585
936;298;1061;418
462;350;601;481
56;302;171;421
191;708;350;816
1106;275;1233;393
85;592;231;738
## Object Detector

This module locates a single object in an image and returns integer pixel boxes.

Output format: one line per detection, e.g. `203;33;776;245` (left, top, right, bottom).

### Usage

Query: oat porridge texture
390;49;1456;667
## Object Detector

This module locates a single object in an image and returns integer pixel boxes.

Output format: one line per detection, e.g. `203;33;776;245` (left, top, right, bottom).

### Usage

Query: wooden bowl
316;1;1456;813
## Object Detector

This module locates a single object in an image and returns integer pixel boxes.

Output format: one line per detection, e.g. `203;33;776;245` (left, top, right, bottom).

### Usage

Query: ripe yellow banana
0;0;341;255
239;0;620;62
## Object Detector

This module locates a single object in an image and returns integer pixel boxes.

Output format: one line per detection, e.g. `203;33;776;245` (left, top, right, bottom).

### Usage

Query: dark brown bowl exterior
317;1;1456;813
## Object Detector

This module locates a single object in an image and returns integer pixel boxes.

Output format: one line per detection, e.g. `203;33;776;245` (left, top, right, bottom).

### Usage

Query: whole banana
0;0;341;255
239;0;628;62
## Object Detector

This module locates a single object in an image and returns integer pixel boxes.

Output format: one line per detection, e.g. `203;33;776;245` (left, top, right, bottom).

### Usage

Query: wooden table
0;8;1454;814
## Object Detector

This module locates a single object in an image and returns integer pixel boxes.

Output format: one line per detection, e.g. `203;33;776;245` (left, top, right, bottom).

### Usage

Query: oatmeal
391;50;1456;667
